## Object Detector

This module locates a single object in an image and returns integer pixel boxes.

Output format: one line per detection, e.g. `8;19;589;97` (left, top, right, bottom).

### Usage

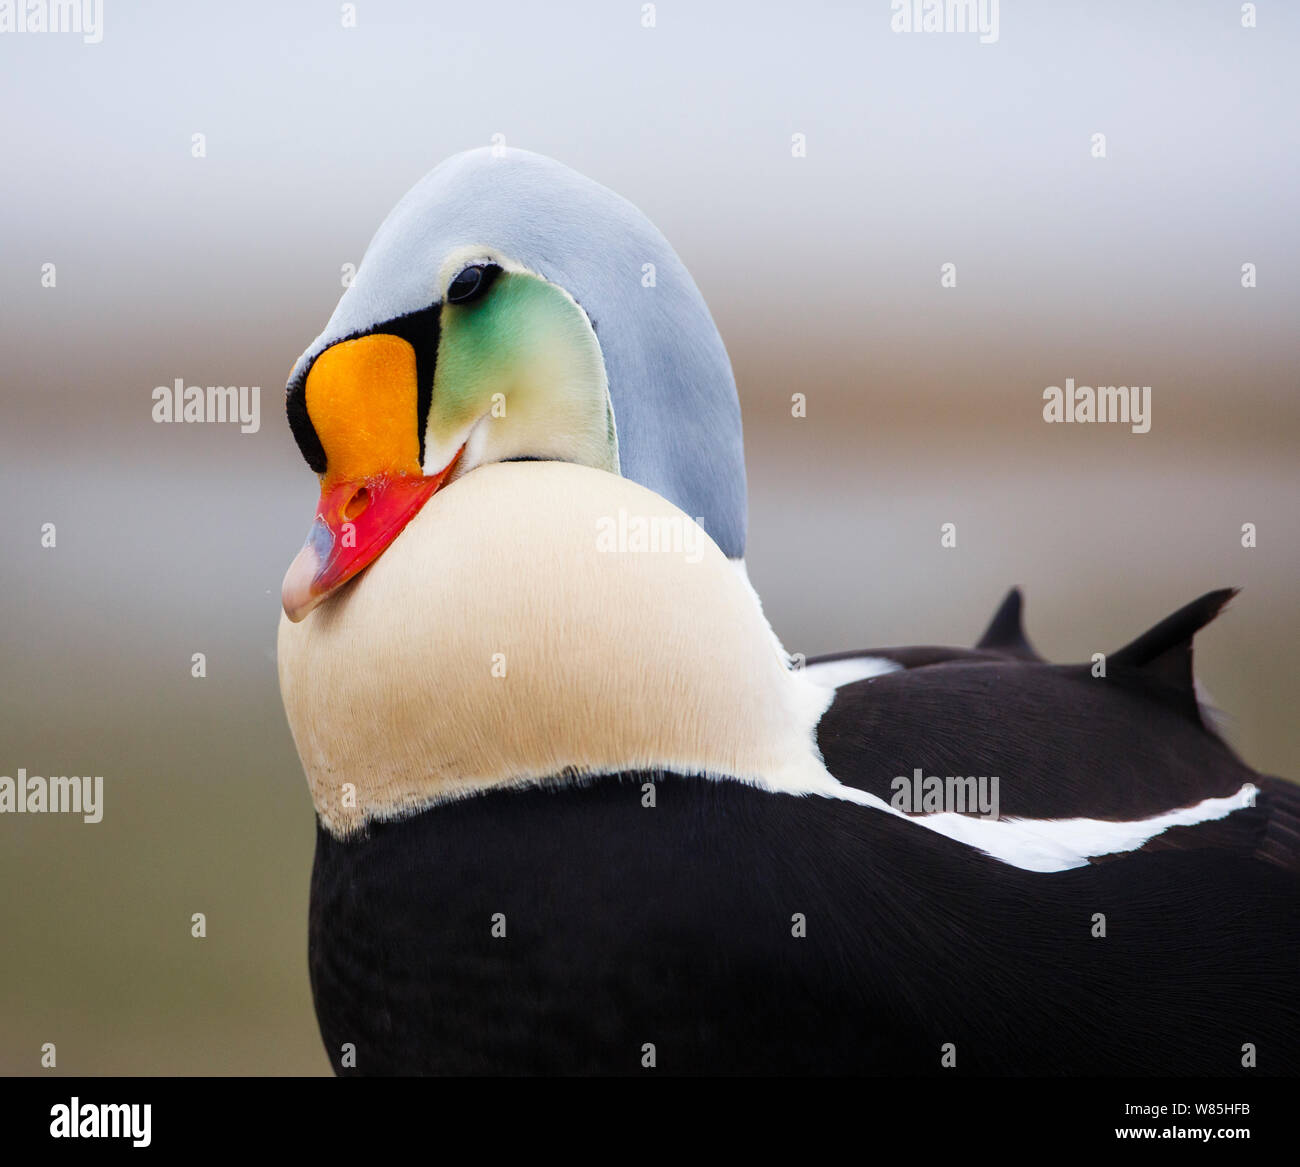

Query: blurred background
1;1;1295;1074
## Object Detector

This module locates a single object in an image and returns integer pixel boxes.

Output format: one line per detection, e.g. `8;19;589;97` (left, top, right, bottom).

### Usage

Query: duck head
281;148;746;621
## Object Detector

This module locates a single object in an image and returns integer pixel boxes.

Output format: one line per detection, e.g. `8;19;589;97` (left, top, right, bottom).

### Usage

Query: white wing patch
807;780;1260;873
802;656;902;688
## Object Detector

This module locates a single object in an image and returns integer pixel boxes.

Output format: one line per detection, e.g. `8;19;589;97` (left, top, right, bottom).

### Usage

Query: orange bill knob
282;332;460;621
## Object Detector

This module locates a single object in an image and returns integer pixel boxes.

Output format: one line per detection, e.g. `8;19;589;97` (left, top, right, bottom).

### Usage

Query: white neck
277;461;836;836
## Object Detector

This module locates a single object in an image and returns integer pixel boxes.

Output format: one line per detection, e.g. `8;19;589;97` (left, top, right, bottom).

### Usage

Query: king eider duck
277;148;1299;1076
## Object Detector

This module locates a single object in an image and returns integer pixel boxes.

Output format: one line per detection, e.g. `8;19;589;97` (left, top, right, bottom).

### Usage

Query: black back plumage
812;589;1265;825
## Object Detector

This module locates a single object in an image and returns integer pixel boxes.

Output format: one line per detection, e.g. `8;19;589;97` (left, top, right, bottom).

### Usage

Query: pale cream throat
277;460;837;837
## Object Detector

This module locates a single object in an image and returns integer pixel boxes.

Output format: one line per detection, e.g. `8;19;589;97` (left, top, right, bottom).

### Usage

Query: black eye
446;263;501;305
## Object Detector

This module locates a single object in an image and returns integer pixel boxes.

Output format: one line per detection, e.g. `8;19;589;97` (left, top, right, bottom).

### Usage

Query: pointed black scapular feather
1108;588;1238;722
974;587;1042;661
805;588;1045;674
